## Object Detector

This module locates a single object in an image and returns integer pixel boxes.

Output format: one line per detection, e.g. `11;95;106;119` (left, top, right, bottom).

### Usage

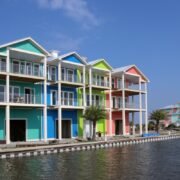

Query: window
26;62;32;75
117;79;121;89
61;68;65;81
67;69;74;82
61;91;74;106
0;85;5;102
34;64;40;76
12;60;20;73
20;62;25;74
0;58;6;71
86;95;90;106
50;66;56;81
101;76;104;86
10;86;20;102
51;90;57;105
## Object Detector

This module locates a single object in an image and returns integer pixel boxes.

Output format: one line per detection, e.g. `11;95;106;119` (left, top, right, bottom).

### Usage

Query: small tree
150;110;167;133
83;106;106;140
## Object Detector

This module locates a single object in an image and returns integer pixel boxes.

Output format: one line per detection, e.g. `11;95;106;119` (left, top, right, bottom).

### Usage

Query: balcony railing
92;79;109;87
0;61;6;72
125;102;139;109
10;94;42;104
10;63;44;77
61;73;83;84
86;100;106;108
61;98;83;107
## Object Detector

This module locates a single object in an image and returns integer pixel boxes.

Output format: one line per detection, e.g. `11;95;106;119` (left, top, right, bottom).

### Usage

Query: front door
115;120;123;135
10;120;26;142
62;120;71;138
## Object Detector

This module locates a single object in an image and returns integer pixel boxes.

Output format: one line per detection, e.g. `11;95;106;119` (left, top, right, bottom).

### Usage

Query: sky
0;0;180;111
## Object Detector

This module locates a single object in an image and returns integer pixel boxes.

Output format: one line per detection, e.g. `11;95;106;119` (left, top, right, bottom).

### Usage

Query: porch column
89;67;92;106
145;82;148;133
132;112;135;136
43;57;47;141
58;62;62;140
139;77;142;135
6;49;10;144
109;71;112;136
122;73;126;136
83;66;86;107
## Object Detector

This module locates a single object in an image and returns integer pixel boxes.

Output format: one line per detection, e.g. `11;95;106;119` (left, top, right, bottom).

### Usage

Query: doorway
115;120;123;135
10;120;26;142
25;88;34;104
62;120;71;138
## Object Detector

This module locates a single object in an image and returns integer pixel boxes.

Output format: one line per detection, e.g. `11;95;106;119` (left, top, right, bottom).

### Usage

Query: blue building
47;51;87;139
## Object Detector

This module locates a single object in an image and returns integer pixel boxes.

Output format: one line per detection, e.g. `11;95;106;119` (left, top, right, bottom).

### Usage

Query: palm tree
150;110;167;133
83;106;106;140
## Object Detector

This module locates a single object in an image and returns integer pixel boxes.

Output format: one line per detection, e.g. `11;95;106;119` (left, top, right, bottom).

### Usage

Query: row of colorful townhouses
160;103;180;127
0;37;149;144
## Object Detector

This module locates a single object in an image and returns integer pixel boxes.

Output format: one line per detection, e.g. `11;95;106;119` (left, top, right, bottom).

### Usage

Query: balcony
61;73;83;84
86;100;108;108
125;102;139;109
9;94;42;105
10;62;44;78
61;98;84;108
92;79;109;88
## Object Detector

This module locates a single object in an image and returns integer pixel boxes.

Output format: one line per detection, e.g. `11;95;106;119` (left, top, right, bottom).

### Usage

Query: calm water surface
0;139;180;180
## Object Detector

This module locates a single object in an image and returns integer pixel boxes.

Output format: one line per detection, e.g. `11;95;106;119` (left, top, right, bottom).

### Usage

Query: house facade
0;37;149;144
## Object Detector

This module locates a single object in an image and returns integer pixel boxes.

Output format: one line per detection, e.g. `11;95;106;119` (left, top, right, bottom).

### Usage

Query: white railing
86;100;106;108
61;98;83;106
125;102;139;109
125;84;140;91
61;73;83;83
10;63;44;77
113;102;123;109
92;79;109;87
9;94;42;104
0;61;6;72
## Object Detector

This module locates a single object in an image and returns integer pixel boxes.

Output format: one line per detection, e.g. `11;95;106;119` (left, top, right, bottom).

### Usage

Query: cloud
37;0;99;28
47;33;85;52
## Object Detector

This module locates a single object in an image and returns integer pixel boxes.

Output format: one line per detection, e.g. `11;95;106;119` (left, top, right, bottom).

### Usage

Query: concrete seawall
0;135;180;160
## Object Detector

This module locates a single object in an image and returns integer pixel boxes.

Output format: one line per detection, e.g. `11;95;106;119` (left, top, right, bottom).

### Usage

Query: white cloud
37;0;99;28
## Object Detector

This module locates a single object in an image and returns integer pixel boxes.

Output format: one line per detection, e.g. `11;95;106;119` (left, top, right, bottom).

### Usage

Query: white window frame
12;59;20;74
10;86;20;103
26;62;32;76
33;63;40;77
67;69;74;82
61;91;74;106
50;66;56;81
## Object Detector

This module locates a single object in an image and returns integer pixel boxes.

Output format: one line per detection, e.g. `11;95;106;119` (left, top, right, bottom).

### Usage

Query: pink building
106;65;149;136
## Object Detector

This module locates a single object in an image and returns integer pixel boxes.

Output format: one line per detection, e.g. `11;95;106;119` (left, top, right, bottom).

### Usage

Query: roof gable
0;37;49;56
59;52;87;65
63;54;83;64
126;66;148;82
89;59;112;71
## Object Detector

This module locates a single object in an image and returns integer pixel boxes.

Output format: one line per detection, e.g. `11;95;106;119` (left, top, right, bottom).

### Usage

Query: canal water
0;139;180;180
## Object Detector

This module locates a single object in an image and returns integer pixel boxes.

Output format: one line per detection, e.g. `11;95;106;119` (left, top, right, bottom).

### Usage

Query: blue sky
0;0;179;111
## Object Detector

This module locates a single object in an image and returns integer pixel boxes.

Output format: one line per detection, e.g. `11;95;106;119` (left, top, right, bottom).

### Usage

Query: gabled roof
0;37;50;56
58;51;87;65
160;103;180;110
113;64;149;82
88;59;113;70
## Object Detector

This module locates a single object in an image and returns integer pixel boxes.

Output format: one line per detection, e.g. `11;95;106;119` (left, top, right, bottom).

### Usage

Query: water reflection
0;140;180;180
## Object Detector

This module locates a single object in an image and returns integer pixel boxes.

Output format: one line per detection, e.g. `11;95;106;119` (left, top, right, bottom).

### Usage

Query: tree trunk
92;120;96;141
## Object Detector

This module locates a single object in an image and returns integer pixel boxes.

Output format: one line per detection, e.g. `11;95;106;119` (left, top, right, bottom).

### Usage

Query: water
0;140;180;180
